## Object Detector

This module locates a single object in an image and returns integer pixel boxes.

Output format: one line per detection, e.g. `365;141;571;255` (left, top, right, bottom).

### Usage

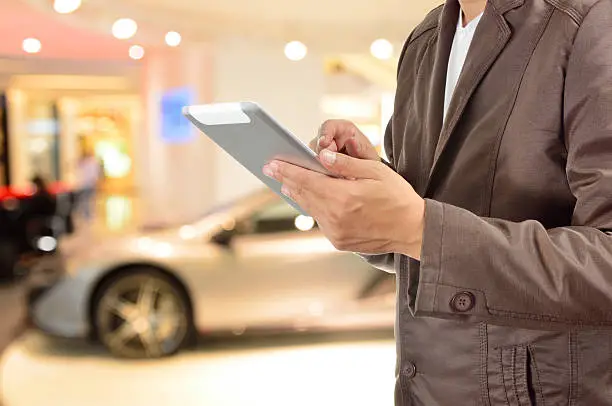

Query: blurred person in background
28;175;56;219
264;0;612;404
16;175;58;264
75;149;102;224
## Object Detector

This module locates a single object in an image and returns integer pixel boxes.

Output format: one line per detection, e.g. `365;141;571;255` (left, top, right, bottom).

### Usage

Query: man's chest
390;8;576;224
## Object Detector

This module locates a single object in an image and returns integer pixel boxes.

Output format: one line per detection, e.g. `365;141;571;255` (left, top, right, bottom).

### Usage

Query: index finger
318;120;357;152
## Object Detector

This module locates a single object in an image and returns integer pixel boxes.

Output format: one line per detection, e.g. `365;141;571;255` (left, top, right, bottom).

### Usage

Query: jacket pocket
488;345;541;406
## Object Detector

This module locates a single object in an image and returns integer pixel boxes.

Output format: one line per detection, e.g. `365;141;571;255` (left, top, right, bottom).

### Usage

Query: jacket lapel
425;0;525;191
424;1;460;153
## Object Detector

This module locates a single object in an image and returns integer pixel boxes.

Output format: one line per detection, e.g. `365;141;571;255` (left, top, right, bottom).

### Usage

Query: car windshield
138;189;275;232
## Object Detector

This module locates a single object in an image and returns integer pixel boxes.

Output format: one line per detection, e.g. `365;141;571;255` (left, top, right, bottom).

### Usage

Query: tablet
183;102;331;215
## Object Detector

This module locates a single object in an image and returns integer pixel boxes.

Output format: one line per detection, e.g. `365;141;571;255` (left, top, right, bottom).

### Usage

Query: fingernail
281;185;291;198
316;136;325;150
321;149;336;165
263;165;274;178
263;162;278;178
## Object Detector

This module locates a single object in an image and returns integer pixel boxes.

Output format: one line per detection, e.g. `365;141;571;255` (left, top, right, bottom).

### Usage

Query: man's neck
459;0;487;25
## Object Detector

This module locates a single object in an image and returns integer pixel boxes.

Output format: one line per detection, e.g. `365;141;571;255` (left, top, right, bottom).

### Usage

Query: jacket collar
489;0;525;14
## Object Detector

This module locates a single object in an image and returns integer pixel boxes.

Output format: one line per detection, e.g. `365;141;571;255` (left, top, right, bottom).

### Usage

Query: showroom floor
1;331;396;406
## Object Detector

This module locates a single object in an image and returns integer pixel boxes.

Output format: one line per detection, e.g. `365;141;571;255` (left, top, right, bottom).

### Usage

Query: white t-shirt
443;10;484;123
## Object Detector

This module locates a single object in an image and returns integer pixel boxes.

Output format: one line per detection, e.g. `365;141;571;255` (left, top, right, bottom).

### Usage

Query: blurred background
0;0;439;404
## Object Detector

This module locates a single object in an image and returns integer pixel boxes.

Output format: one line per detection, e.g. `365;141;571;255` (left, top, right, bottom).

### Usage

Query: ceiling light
22;38;42;54
112;18;138;40
165;31;182;47
284;41;307;61
53;0;81;14
129;45;145;60
370;38;394;60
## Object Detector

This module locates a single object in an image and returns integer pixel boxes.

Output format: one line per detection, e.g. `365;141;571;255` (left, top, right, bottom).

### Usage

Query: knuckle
318;120;333;136
275;163;287;179
346;187;360;202
319;119;348;136
338;191;354;207
328;207;346;227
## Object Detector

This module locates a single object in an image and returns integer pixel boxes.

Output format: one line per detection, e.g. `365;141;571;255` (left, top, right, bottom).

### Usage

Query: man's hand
263;149;425;260
309;120;380;161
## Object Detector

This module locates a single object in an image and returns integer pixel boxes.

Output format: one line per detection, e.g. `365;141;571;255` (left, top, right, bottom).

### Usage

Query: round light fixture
22;38;42;54
165;31;182;47
112;18;138;40
370;38;394;60
129;45;145;60
284;41;307;61
37;236;57;252
294;215;315;231
53;0;81;14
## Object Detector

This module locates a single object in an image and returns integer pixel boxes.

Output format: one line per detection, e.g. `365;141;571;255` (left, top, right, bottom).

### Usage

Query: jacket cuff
412;199;489;319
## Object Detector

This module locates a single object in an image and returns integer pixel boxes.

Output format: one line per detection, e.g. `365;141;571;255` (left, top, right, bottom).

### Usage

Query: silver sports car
31;190;395;358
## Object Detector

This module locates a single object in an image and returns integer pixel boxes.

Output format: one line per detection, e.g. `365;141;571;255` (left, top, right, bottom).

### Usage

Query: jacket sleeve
414;0;612;327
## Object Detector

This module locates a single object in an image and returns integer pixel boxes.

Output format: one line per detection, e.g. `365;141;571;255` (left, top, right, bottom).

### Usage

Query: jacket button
403;361;416;379
450;291;475;313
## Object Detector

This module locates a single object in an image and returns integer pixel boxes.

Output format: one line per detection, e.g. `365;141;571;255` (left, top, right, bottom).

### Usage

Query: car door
197;198;376;330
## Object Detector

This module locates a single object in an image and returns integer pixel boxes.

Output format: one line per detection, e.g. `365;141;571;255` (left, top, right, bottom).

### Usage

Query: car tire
93;268;193;359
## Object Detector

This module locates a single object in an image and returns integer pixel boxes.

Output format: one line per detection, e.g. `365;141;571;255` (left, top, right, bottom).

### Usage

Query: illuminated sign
160;87;195;144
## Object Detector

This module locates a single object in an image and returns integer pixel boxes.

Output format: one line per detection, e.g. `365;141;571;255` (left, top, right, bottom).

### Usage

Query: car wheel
93;269;192;359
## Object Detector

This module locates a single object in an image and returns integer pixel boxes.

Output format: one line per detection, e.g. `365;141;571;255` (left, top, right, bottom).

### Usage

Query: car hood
63;214;229;267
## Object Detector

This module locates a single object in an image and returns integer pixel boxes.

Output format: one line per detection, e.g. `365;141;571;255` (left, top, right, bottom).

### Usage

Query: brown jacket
366;0;612;404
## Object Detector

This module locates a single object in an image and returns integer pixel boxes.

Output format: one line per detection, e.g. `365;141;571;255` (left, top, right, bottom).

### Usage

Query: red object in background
0;182;70;201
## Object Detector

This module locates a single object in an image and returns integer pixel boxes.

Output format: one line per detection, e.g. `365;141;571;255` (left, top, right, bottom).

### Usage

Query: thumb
319;149;383;180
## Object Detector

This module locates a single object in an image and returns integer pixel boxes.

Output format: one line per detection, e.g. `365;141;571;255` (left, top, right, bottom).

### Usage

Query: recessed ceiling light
129;45;145;60
370;38;394;60
53;0;81;14
165;31;182;47
22;38;42;54
112;18;138;40
284;41;307;61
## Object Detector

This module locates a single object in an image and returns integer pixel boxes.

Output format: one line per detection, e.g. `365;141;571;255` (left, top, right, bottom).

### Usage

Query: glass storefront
75;105;135;193
4;88;138;194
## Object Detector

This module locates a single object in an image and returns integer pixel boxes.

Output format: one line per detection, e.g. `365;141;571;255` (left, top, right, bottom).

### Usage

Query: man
264;0;612;404
75;149;102;223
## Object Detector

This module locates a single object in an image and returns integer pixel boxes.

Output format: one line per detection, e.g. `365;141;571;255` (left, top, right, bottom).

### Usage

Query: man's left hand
262;150;425;260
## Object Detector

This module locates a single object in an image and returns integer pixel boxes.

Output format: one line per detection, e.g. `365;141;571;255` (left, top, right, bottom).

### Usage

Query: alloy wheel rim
98;276;187;357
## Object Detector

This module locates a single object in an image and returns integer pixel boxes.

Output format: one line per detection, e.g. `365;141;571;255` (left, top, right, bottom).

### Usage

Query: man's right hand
309;120;380;161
